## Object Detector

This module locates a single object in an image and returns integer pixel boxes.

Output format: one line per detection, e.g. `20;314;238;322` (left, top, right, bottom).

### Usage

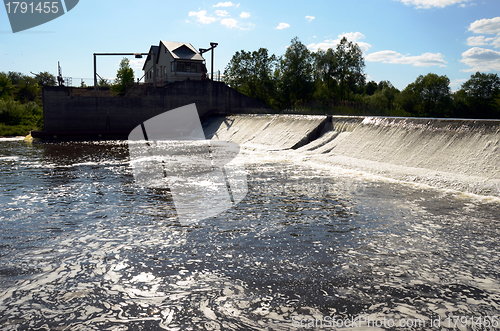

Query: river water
1;136;500;330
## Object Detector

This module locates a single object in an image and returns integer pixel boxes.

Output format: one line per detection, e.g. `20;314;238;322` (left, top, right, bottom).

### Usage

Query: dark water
1;138;500;330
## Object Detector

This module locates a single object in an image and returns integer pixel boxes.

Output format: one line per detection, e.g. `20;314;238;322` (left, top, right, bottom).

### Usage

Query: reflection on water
1;140;500;330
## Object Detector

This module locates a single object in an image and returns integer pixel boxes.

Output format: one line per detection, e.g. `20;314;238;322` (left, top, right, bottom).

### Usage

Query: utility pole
199;42;218;80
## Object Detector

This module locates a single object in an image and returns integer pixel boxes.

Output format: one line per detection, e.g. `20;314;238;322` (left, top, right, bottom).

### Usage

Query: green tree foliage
222;37;500;118
313;48;337;102
333;37;365;101
223;48;277;106
396;73;451;117
364;81;401;114
365;81;378;96
0;72;15;100
112;58;135;94
7;72;23;85
34;71;57;87
16;76;39;104
277;37;315;108
0;71;45;136
0;99;41;126
458;72;500;118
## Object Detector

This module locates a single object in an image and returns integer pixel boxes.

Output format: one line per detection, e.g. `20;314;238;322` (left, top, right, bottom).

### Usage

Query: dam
2;101;500;328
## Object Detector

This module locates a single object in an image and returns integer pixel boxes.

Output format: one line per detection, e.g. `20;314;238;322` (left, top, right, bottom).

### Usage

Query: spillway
205;114;500;197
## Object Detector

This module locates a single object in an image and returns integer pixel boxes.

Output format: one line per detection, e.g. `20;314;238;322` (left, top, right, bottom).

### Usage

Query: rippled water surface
1;139;500;330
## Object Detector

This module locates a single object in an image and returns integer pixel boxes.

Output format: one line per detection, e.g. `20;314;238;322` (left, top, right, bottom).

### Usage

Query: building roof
142;45;159;70
160;41;205;62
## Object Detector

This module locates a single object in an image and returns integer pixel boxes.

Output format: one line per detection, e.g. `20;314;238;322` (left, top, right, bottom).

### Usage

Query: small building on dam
143;41;207;85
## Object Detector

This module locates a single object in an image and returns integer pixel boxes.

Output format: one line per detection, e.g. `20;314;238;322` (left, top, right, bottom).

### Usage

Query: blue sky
1;0;500;91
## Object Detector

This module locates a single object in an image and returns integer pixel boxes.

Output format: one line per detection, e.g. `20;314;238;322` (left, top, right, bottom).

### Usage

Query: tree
278;37;314;108
34;71;57;87
379;81;399;112
7;72;23;85
333;37;365;101
313;48;338;102
365;81;378;96
364;81;400;114
223;50;248;91
0;72;14;100
459;72;500;118
223;48;277;106
112;58;135;94
396;73;451;117
16;75;39;103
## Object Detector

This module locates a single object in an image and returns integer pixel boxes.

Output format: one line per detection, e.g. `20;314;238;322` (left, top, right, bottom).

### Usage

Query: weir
205;114;500;197
34;81;500;196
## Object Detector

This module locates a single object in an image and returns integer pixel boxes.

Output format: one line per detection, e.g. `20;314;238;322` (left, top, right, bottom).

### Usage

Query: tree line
0;71;49;136
223;37;500;119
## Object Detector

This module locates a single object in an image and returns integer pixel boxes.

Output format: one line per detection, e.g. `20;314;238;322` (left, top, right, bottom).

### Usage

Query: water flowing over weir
205;115;500;197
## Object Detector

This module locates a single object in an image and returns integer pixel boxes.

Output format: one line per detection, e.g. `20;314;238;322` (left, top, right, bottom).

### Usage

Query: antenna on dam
57;61;65;86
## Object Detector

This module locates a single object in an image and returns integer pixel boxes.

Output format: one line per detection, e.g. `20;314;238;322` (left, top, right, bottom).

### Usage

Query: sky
1;0;500;91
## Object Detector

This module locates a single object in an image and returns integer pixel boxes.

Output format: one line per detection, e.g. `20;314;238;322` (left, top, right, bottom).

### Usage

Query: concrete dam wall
205;115;500;197
38;81;269;139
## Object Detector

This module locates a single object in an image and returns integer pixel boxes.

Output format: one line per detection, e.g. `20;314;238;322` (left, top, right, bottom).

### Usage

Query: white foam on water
208;115;500;199
0;136;25;141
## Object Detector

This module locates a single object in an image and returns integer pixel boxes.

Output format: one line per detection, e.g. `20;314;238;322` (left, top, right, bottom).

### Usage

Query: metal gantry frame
93;52;156;93
199;42;218;81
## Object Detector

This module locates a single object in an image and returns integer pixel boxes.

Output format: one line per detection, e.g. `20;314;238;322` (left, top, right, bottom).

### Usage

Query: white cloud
307;32;372;53
366;50;447;67
492;37;500;48
397;0;470;8
305;15;315;22
188;10;216;24
220;18;254;30
450;78;467;87
450;78;467;92
275;23;290;30
459;2;476;7
467;36;493;46
240;12;250;18
213;2;239;7
460;47;500;72
215;9;230;17
221;18;239;29
469;17;500;35
466;17;500;49
129;58;146;72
